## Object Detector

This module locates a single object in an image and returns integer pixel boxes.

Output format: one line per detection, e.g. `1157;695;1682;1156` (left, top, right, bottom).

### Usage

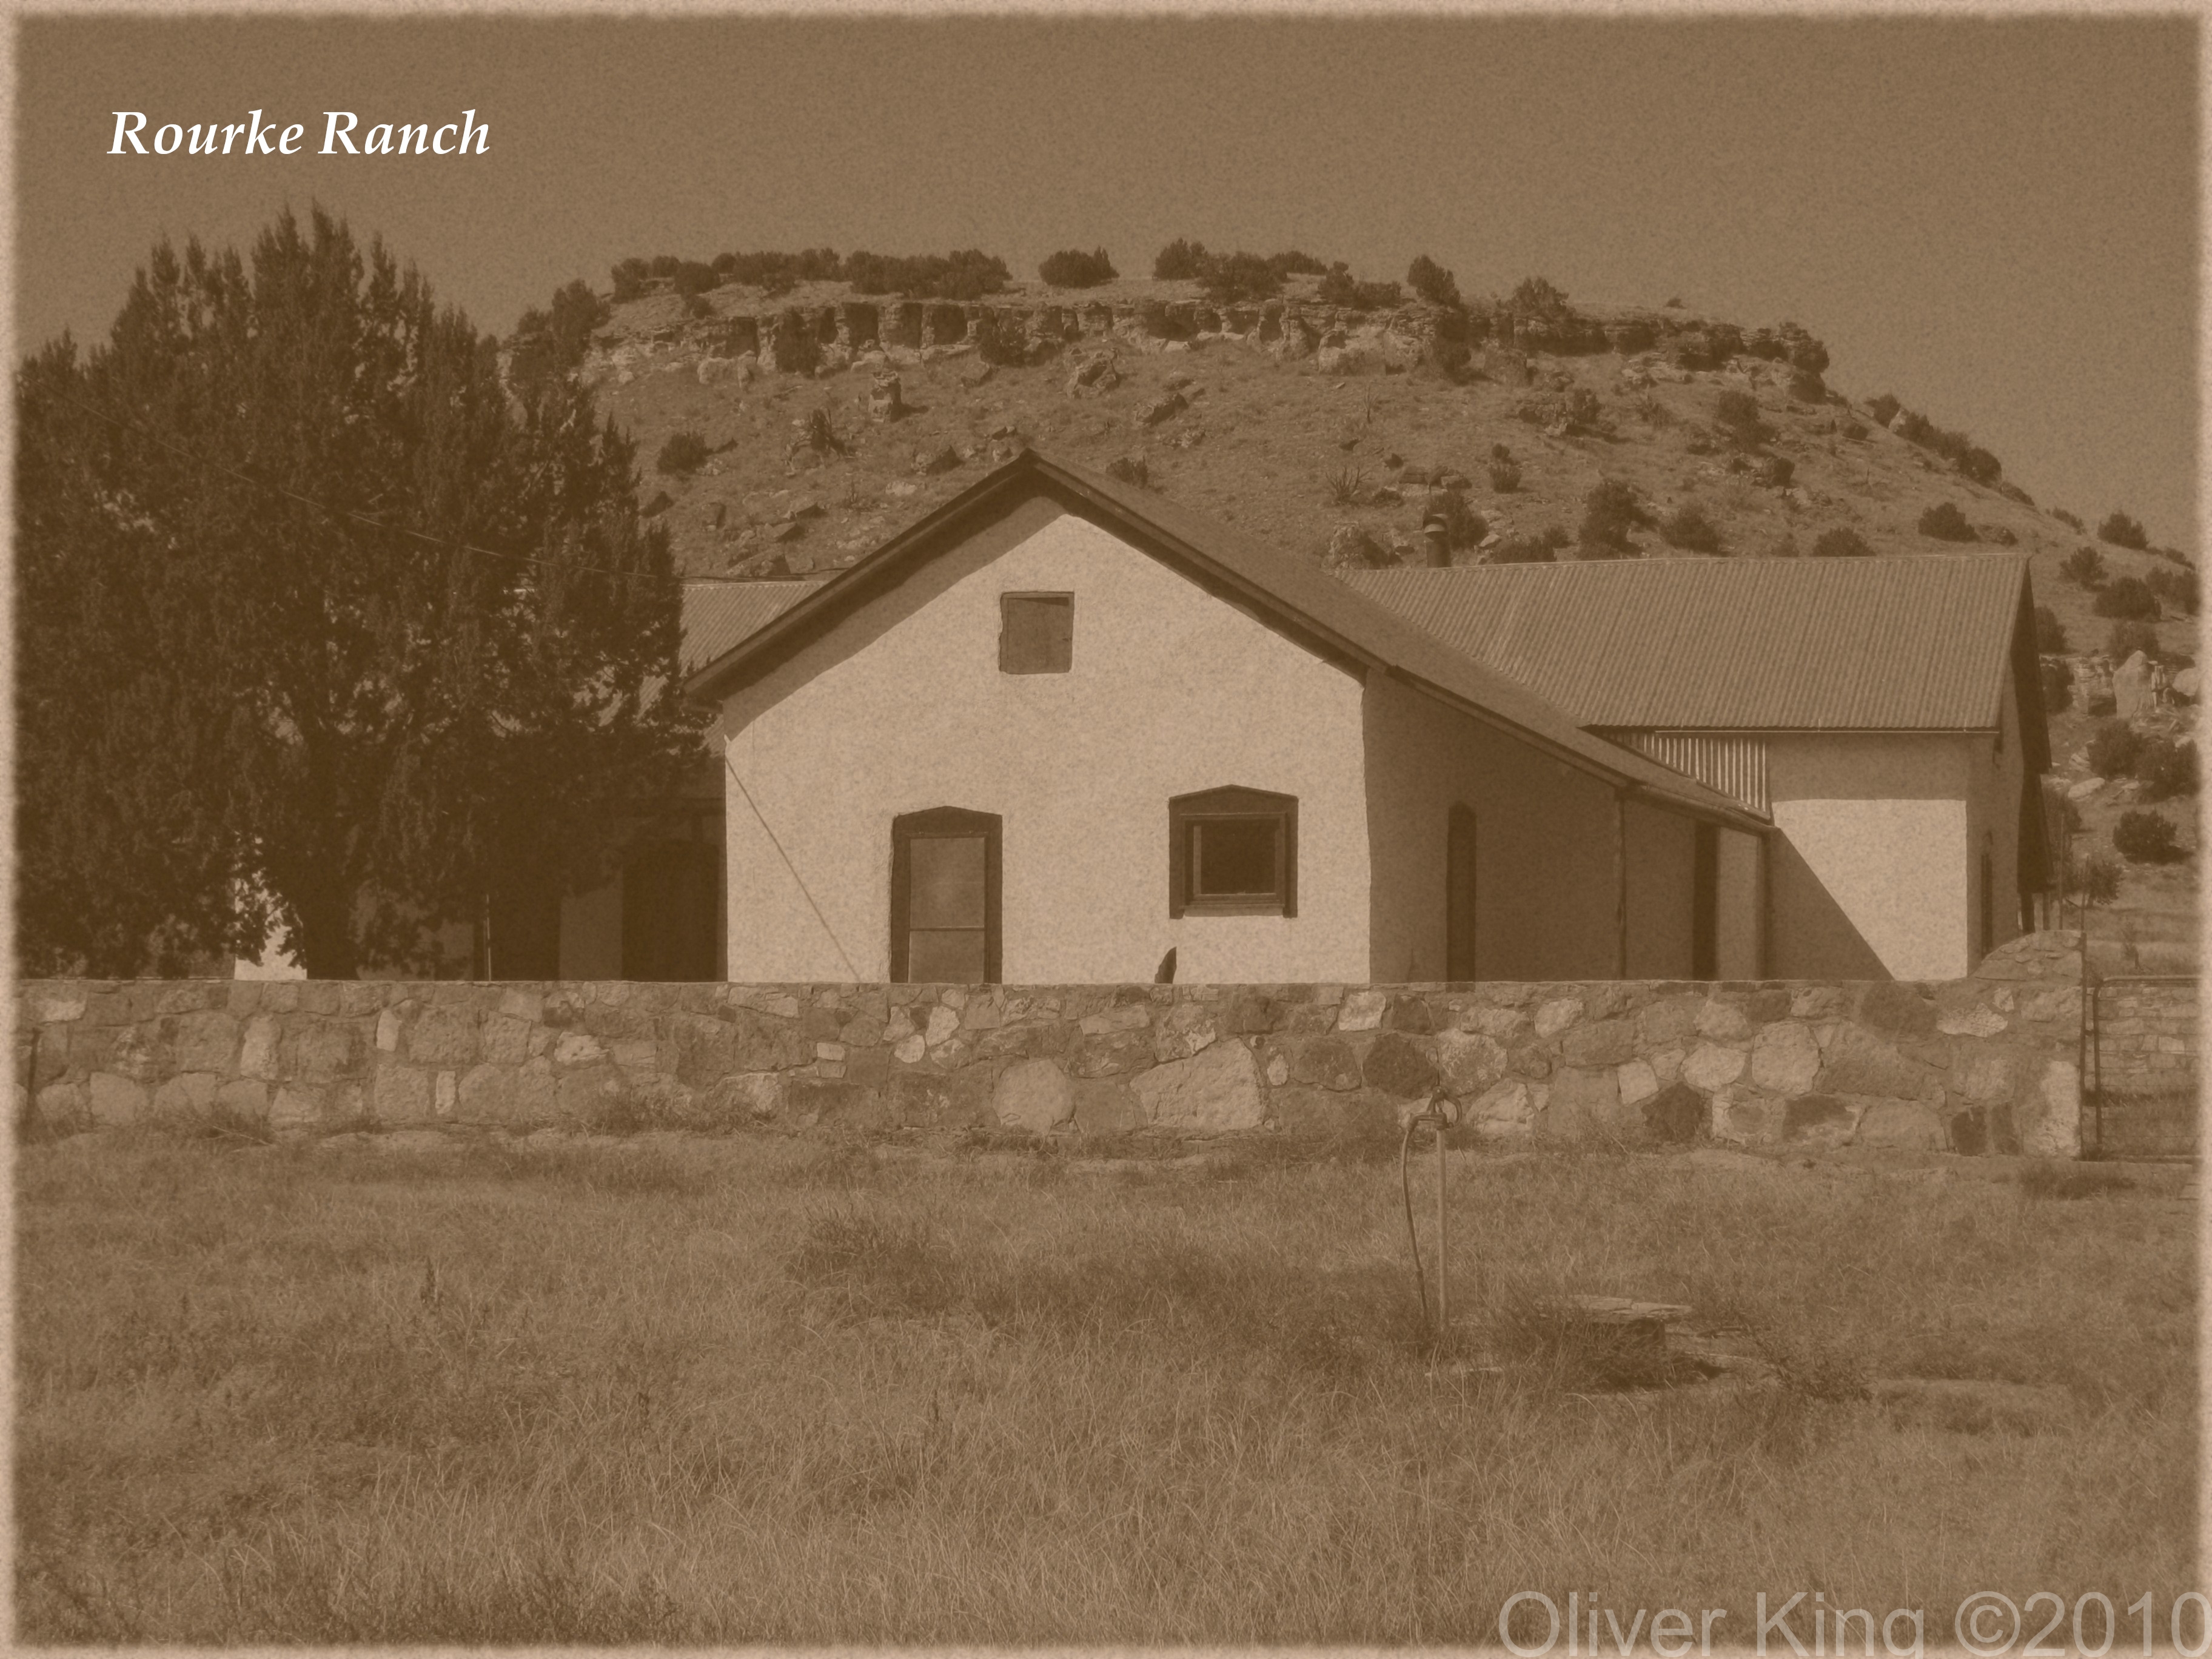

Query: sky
16;13;2201;550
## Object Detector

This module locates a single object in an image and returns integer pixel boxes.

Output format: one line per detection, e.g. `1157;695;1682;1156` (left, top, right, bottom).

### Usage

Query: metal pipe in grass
1400;1093;1452;1337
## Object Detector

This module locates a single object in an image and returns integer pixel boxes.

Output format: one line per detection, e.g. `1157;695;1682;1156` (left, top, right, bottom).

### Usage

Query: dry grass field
16;1129;2197;1644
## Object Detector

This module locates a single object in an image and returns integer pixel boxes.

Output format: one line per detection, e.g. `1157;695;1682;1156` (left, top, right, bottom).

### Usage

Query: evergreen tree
16;207;699;977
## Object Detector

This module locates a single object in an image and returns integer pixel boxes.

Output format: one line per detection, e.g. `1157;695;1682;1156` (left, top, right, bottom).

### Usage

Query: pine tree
16;207;700;977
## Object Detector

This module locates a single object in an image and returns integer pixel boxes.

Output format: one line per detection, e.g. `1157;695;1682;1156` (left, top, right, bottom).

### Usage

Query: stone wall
17;957;2092;1158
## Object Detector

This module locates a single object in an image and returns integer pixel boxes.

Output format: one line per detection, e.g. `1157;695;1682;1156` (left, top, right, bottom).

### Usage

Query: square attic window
1000;592;1073;674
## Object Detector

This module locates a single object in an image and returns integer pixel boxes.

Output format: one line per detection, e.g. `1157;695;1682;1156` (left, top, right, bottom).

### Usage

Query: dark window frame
999;591;1074;675
1168;786;1297;919
1446;803;1478;981
890;806;1003;983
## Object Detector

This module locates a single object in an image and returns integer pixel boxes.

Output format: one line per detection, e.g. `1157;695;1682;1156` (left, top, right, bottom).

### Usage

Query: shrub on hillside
1427;491;1489;552
2092;577;2160;622
1487;456;1523;493
1317;263;1402;311
1917;502;1976;543
1153;238;1208;280
2034;605;2070;653
1865;393;1901;427
2069;848;2121;905
2137;739;2199;802
1510;276;1569;315
1814;528;1875;558
2098;510;2150;551
1198;252;1282;304
2145;565;2200;616
2113;811;2182;864
2053;508;2084;531
2106;620;2160;663
2087;720;2145;780
1713;389;1766;446
1491;525;1570;564
1407;255;1463;309
655;431;709;476
842;249;1010;301
2061;546;2107;588
1956;446;2003;486
2040;658;2073;713
507;278;612;396
1039;248;1117;288
1269;250;1329;277
1580;478;1651;557
1660;503;1724;554
1788;367;1828;403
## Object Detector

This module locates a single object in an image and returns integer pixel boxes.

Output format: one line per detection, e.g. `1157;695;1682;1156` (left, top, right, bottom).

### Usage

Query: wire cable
723;751;860;980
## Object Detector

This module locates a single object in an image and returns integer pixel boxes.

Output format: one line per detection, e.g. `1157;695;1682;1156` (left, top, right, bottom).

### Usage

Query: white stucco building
668;452;1770;986
540;452;2045;987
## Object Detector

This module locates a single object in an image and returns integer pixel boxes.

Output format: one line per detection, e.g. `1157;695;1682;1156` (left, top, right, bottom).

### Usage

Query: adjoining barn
1345;555;2051;979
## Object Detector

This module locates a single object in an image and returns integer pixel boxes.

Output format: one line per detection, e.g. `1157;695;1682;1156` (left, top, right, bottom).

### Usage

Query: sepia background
18;13;2200;550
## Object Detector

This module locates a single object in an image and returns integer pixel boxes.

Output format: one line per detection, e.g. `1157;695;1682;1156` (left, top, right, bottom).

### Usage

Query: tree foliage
16;207;701;977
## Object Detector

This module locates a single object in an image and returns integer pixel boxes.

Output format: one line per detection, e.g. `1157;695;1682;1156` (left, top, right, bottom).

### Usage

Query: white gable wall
715;500;1373;982
1767;733;1973;979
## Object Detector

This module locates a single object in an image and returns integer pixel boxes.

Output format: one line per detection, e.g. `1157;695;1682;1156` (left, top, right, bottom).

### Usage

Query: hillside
538;268;2199;960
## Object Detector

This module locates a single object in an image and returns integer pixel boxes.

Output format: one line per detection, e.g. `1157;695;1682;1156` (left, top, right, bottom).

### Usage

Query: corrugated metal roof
680;579;825;674
682;451;1770;830
1342;555;2030;730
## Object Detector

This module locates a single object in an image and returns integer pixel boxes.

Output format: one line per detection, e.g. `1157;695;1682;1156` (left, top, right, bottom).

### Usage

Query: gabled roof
681;578;825;675
681;449;1769;831
1344;555;2040;736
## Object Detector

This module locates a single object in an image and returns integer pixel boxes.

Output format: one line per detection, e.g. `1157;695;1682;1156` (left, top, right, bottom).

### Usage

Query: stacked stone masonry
19;958;2113;1158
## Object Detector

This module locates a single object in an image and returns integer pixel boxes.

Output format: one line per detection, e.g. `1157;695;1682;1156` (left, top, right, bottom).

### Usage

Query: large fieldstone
1681;1042;1747;1091
2016;1059;2082;1159
1133;1038;1264;1133
1434;1031;1508;1096
1854;1099;1946;1151
1814;1026;1928;1098
992;1058;1074;1134
372;1064;435;1124
173;1011;240;1074
1290;1036;1362;1091
1533;997;1584;1038
408;1005;478;1067
240;1016;281;1081
1642;1082;1705;1144
151;1073;217;1121
1467;1079;1535;1137
1749;1021;1820;1096
1362;1032;1439;1098
1561;1018;1638;1068
1540;1066;1618;1141
89;1071;147;1127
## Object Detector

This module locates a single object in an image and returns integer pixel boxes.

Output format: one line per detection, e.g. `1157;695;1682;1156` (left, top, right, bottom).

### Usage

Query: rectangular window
999;592;1073;674
891;808;1002;983
1169;788;1297;917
